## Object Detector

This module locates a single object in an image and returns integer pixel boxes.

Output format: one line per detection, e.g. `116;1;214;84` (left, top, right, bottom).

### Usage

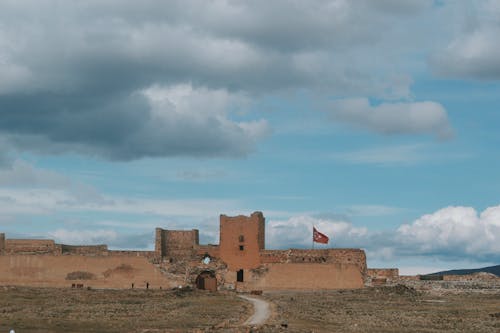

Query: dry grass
0;286;249;333
1;284;499;333
261;285;500;332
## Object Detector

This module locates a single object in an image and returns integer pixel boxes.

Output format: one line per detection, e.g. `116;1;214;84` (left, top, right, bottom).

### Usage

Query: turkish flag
313;227;329;244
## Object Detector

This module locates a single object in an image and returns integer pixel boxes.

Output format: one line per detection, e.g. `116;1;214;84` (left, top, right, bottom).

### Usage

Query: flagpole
312;225;314;250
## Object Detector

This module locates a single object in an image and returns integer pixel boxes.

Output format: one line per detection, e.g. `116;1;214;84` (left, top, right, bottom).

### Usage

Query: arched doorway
195;271;217;291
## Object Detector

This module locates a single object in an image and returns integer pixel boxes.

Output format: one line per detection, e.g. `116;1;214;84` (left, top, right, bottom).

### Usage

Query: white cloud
266;204;500;264
397;205;500;260
133;83;270;158
329;98;453;139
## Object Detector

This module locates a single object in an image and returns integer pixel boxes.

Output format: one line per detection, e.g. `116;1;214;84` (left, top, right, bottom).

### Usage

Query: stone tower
219;211;265;270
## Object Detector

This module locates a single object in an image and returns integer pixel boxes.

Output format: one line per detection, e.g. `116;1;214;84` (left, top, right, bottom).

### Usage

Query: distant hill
429;264;500;277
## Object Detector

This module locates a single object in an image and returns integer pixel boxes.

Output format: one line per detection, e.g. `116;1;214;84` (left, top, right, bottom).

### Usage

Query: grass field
263;285;500;332
0;286;249;333
1;284;499;332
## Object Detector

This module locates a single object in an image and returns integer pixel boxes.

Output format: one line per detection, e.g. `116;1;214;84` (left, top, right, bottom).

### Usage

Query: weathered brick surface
155;228;199;260
219;211;265;270
260;248;367;270
4;239;61;255
197;244;220;258
0;255;172;289
108;250;156;258
61;244;108;256
238;263;364;291
367;268;399;279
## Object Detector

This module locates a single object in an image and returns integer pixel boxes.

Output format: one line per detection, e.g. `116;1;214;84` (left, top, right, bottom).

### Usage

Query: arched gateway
195;271;217;291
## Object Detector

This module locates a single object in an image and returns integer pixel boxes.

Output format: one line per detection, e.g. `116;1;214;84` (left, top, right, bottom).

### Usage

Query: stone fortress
0;212;397;291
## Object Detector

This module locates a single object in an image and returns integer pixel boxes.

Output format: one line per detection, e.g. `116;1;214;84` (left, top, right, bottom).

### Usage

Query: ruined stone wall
367;268;399;280
155;228;166;257
197;245;220;258
0;255;173;289
60;244;108;256
260;248;367;272
4;239;61;255
219;211;265;270
155;228;199;260
108;250;156;258
365;268;399;286
236;263;364;291
398;275;420;282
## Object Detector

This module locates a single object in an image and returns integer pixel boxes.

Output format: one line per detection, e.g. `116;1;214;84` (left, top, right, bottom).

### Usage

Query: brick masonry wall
155;228;199;259
164;230;199;258
260;248;367;272
0;255;173;289
219;212;265;270
61;244;109;256
367;268;399;279
4;239;61;255
155;228;166;257
196;245;220;258
108;250;156;258
237;263;364;291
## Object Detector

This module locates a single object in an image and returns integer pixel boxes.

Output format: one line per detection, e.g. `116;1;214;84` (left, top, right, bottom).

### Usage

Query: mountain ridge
428;264;500;277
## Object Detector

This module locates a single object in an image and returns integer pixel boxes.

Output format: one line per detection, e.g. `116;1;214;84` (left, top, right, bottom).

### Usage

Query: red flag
313;227;329;244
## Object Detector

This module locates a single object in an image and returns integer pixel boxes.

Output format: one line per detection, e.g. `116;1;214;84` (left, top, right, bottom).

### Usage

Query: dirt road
238;295;271;326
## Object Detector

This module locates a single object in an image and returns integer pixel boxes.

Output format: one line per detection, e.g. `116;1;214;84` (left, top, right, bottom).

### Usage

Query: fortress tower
219;211;265;271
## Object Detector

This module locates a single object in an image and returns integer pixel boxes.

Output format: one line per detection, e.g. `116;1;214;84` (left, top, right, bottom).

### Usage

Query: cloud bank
0;0;458;160
432;0;500;80
267;205;500;263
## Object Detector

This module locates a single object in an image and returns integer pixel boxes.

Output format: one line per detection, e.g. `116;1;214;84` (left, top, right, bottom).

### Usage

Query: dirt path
238;295;271;326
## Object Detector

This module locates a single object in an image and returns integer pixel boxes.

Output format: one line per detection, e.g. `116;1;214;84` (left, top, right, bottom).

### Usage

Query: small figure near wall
146;282;149;289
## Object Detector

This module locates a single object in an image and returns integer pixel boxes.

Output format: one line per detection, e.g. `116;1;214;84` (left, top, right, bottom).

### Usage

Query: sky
0;0;499;275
